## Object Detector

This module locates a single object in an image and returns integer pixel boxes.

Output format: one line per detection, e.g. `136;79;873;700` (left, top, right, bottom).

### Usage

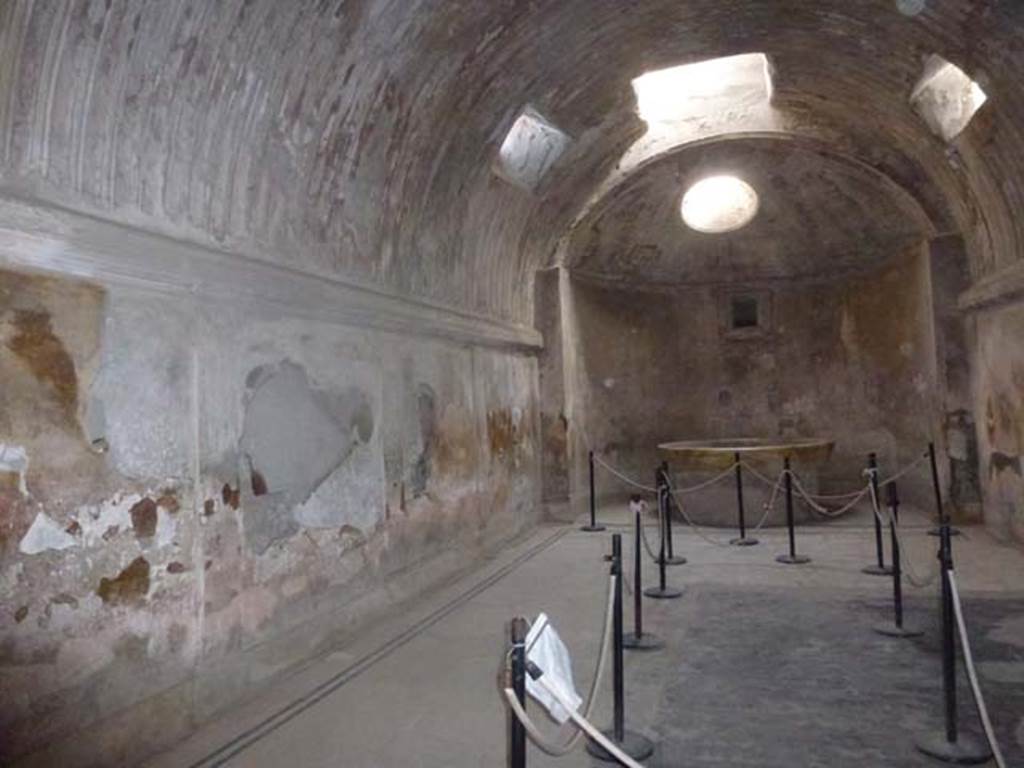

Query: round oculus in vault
680;175;760;233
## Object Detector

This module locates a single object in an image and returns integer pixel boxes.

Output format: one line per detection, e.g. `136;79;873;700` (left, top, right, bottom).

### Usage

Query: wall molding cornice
959;261;1024;313
0;192;542;352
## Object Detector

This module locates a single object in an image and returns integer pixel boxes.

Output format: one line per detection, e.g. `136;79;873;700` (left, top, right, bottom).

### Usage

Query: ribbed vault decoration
0;1;1019;323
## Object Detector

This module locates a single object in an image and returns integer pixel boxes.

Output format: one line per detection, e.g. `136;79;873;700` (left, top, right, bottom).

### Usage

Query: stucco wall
0;266;541;765
971;301;1024;545
566;246;939;512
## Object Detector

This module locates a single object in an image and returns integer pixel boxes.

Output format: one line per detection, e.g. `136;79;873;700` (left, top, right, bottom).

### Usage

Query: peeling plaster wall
0;265;540;765
971;302;1024;545
566;246;939;514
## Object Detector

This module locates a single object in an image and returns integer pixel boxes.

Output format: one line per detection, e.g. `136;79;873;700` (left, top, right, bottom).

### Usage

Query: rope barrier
591;448;944;584
638;520;661;563
592;452;740;496
592;455;659;493
504;680;645;768
742;452;928;510
878;451;931;489
867;481;939;588
661;465;784;548
505;574;617;757
948;570;1009;768
789;472;872;518
748;469;787;535
664;482;738;548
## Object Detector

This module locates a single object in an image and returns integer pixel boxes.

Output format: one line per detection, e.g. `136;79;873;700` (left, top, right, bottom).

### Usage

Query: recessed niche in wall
911;54;988;142
731;295;759;329
493;106;571;191
721;290;771;339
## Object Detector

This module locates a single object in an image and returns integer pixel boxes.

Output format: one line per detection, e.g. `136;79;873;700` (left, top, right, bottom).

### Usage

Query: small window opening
911;55;988;142
731;296;759;330
631;53;773;126
493;107;570;191
681;176;760;234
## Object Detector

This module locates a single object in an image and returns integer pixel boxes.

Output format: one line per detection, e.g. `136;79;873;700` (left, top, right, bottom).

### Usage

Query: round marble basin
658;437;834;471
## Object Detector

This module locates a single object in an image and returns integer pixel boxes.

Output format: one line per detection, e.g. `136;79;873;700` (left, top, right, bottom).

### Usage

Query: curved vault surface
0;1;1020;323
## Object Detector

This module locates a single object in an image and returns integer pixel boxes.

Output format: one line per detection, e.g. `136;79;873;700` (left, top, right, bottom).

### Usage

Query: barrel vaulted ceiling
0;1;1020;323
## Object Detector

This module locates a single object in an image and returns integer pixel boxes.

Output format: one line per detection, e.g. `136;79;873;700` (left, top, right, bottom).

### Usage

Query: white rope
504;575;617;757
744;451;928;505
877;451;930;488
671;462;742;495
592;455;659;493
789;471;871;518
748;468;787;534
948;570;1008;768
592;453;739;496
664;483;734;548
504;678;647;768
867;481;939;588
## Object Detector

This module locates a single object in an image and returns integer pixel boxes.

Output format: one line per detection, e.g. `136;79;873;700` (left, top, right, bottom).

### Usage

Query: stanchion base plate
730;536;759;547
915;732;991;764
643;586;683;599
928;527;962;537
580;524;606;532
665;555;687;566
623;632;665;651
586;729;655;762
776;554;812;565
873;622;924;638
862;564;894;576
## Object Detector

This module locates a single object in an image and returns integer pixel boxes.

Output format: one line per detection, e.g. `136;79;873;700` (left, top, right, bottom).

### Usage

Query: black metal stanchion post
863;452;892;576
644;486;682;599
581;450;606;532
730;451;759;546
659;463;686;565
624;504;664;651
874;482;922;638
916;511;991;763
776;457;811;565
508;617;527;768
587;534;656;762
927;442;961;537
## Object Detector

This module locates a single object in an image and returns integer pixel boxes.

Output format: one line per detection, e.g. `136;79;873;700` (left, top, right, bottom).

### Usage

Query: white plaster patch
603;378;616;389
79;493;143;547
155;507;177;549
912;373;929;393
293;440;384;531
899;341;914;358
19;512;77;555
0;443;29;496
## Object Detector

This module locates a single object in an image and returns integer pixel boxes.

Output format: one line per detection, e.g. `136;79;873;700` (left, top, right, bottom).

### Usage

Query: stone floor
147;502;1024;768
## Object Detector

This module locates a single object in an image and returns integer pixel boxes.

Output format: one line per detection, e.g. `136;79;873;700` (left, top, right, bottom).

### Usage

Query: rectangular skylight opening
631;53;773;125
494;107;571;192
911;54;988;142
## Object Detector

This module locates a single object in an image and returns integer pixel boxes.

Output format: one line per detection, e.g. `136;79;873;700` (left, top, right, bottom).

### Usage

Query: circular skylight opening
681;175;759;233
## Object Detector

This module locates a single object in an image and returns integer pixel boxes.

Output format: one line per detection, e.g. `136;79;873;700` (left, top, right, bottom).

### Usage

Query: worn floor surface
148;503;1024;768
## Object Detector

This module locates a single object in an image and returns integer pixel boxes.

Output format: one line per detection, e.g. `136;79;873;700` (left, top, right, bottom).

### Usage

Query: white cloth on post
524;613;582;725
